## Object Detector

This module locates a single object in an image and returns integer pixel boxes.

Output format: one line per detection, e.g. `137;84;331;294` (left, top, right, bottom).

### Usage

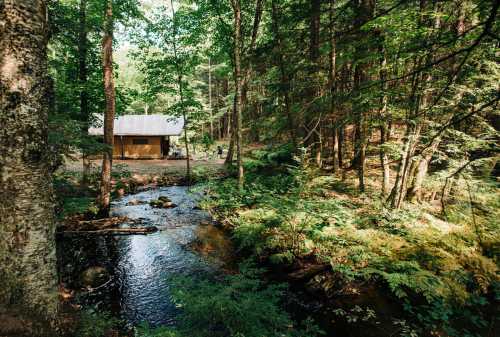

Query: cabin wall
113;136;163;159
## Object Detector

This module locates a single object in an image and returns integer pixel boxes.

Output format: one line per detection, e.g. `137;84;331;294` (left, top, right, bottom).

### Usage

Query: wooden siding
113;136;163;159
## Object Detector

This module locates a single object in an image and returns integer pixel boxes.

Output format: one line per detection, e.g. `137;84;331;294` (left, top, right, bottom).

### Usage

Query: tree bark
231;0;244;188
79;0;91;186
225;94;236;164
353;0;375;192
378;38;390;196
0;0;58;331
271;0;296;147
338;125;344;168
169;0;191;183
98;0;116;217
309;0;321;64
208;57;213;137
407;136;441;202
329;0;339;172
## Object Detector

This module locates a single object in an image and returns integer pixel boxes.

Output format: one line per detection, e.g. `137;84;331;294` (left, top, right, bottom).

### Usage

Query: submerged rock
127;199;146;206
80;266;110;288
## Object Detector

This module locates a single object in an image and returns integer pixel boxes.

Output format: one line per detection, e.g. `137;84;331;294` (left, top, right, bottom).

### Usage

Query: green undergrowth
54;164;133;218
199;146;499;337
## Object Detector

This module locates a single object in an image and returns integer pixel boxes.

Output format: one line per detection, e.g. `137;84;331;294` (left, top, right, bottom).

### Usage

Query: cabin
89;115;184;159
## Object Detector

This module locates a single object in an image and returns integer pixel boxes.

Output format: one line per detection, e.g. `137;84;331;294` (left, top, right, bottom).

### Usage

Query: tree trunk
208;57;213;137
387;123;422;208
353;0;375;192
271;0;296;147
169;0;191;183
407;136;441;202
98;0;116;217
225;94;236;164
79;0;91;186
378;38;390;196
380;125;391;196
329;0;339;172
387;0;440;208
309;0;321;64
231;0;244;188
0;0;58;331
338;125;344;168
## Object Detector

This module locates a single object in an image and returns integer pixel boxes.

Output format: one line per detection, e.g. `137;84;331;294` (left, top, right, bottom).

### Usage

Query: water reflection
58;186;214;327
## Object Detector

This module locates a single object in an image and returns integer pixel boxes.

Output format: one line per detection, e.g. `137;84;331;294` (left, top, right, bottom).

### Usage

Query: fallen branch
59;226;158;236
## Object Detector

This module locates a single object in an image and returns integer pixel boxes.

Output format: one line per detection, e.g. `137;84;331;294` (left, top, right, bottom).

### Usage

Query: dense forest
0;0;498;336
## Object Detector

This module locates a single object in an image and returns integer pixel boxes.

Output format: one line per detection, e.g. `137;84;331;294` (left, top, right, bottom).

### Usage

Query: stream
58;186;226;328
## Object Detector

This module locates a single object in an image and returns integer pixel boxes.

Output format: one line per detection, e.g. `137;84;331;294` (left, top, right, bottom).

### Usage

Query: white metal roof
88;114;184;136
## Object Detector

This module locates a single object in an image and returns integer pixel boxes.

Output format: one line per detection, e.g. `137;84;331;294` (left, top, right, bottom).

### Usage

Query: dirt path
64;158;225;175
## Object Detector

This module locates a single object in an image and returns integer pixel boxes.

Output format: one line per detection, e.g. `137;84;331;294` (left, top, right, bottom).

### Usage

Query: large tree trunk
0;0;58;332
79;0;91;186
231;0;244;188
98;0;116;217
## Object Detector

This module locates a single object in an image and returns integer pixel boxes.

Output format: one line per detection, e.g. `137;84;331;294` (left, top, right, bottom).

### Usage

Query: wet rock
150;198;177;209
127;199;145;206
80;266;110;288
158;196;171;202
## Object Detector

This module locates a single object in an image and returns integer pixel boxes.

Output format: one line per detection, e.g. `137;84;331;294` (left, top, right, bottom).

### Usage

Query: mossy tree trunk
0;0;58;331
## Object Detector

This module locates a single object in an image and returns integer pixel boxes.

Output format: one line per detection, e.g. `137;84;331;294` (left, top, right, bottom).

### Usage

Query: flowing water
58;186;224;328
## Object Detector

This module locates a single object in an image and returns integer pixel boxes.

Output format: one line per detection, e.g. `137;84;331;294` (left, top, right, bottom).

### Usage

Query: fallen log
58;226;158;236
287;264;329;281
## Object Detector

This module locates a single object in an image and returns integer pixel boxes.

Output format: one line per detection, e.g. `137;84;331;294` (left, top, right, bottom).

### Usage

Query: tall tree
170;0;192;183
271;0;296;147
79;0;92;186
352;0;375;192
0;0;58;332
98;0;116;217
230;0;244;188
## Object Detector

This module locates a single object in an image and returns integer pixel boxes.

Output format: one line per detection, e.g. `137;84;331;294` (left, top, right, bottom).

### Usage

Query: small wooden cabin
89;115;184;159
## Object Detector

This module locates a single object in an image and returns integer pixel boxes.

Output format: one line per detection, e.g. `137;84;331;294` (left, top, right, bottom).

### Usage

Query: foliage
75;310;121;337
201;146;499;337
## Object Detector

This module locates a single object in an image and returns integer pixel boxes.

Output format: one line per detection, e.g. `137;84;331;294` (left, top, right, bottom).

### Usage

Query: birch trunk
0;0;58;331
